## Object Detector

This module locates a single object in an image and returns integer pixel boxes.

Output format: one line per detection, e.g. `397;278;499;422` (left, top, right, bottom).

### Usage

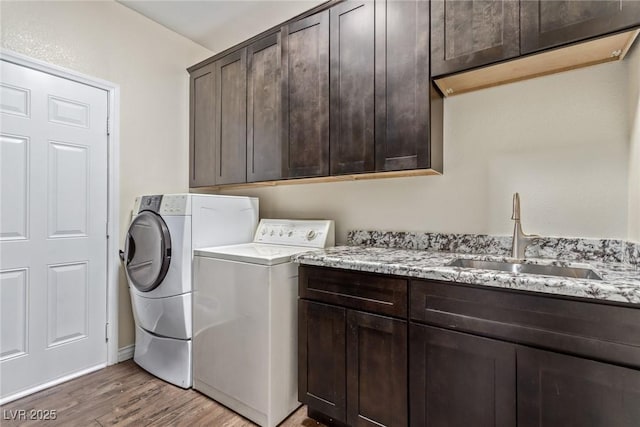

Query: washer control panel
253;219;335;248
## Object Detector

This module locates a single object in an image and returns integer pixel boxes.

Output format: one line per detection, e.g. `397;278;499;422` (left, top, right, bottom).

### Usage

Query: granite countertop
293;245;640;305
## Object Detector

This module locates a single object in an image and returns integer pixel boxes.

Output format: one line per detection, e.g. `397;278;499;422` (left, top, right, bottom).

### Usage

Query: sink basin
447;259;602;281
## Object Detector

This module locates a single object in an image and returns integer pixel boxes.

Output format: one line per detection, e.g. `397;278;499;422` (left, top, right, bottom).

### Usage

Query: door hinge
106;221;110;239
105;322;110;342
106;117;111;136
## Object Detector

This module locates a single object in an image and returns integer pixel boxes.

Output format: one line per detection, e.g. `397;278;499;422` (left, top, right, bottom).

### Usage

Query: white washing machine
193;219;334;427
121;194;258;388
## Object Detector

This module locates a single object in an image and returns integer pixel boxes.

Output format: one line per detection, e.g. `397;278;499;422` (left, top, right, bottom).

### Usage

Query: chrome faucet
511;193;540;259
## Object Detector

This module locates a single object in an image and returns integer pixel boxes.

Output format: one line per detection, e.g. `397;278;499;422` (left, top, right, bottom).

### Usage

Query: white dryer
193;219;334;426
122;194;258;388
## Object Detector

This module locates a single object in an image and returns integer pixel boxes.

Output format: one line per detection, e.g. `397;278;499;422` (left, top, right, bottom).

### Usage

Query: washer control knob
270;230;275;236
261;228;267;235
288;231;293;237
279;230;284;236
306;230;317;241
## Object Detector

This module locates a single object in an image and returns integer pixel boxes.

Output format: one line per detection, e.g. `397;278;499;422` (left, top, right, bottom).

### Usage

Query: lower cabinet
299;268;640;427
410;324;640;427
298;299;407;427
517;347;640;427
409;325;516;427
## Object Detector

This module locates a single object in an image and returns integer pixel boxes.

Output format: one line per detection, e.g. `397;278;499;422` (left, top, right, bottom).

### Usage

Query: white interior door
0;60;109;400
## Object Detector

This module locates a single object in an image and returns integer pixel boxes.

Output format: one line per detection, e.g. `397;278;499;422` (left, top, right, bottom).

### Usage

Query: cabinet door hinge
106;117;111;136
105;322;110;342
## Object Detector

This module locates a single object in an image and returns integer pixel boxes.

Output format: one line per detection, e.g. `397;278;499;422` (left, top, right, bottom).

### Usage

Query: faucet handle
511;192;521;220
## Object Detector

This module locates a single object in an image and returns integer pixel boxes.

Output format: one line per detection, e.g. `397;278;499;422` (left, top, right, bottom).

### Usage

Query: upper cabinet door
281;11;330;179
329;1;375;175
431;0;520;77
189;63;216;187
521;0;640;54
247;33;282;183
375;0;434;171
214;48;247;185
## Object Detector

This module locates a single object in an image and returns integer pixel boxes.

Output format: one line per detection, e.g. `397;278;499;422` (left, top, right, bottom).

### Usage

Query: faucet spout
511;192;540;259
511;193;521;221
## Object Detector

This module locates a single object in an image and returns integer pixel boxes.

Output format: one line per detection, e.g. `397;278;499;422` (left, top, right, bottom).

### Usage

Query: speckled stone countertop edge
293;246;640;305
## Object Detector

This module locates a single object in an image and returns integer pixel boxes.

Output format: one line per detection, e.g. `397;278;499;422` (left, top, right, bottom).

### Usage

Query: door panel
517;347;640;427
410;325;516;427
431;0;520;76
330;1;375;175
0;269;28;360
215;49;247;185
189;64;216;187
521;0;640;54
298;300;346;421
48;141;88;238
375;0;432;171
247;33;282;182
347;310;407;427
0;83;30;117
0;134;28;240
281;11;330;178
0;60;108;400
47;262;89;347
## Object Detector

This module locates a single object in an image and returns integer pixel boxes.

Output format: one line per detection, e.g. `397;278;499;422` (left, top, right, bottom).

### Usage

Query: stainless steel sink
446;259;603;280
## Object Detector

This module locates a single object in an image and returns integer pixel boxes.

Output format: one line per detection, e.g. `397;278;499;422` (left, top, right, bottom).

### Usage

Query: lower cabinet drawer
410;279;640;368
299;266;408;318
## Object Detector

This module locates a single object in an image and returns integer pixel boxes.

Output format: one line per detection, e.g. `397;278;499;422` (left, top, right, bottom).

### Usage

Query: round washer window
124;211;172;292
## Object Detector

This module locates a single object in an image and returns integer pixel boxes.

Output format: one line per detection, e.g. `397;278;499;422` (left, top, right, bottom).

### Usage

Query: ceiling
118;0;326;54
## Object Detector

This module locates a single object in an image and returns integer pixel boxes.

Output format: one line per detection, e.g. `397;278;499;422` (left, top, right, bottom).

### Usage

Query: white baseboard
0;363;106;406
118;344;135;362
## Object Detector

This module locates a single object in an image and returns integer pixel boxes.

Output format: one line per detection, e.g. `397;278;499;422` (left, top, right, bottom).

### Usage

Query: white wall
1;0;212;348
627;42;640;243
221;60;630;244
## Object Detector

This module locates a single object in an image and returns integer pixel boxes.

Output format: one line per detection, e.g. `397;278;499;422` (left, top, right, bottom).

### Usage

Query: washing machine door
124;211;172;293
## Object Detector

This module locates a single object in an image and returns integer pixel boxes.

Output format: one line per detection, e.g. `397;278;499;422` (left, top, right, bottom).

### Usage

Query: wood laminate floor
0;361;326;426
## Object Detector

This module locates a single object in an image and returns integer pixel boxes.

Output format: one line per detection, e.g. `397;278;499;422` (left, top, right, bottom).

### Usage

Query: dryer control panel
159;194;189;216
138;195;163;213
253;219;335;248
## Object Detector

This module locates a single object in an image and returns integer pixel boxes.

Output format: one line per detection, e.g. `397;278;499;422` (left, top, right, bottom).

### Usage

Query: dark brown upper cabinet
329;1;375;175
247;33;282;183
377;0;440;171
189;63;216;187
281;11;330;179
431;0;520;77
521;0;640;54
214;49;247;185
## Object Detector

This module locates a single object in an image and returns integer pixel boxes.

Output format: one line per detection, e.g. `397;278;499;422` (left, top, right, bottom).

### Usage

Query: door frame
1;49;121;366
